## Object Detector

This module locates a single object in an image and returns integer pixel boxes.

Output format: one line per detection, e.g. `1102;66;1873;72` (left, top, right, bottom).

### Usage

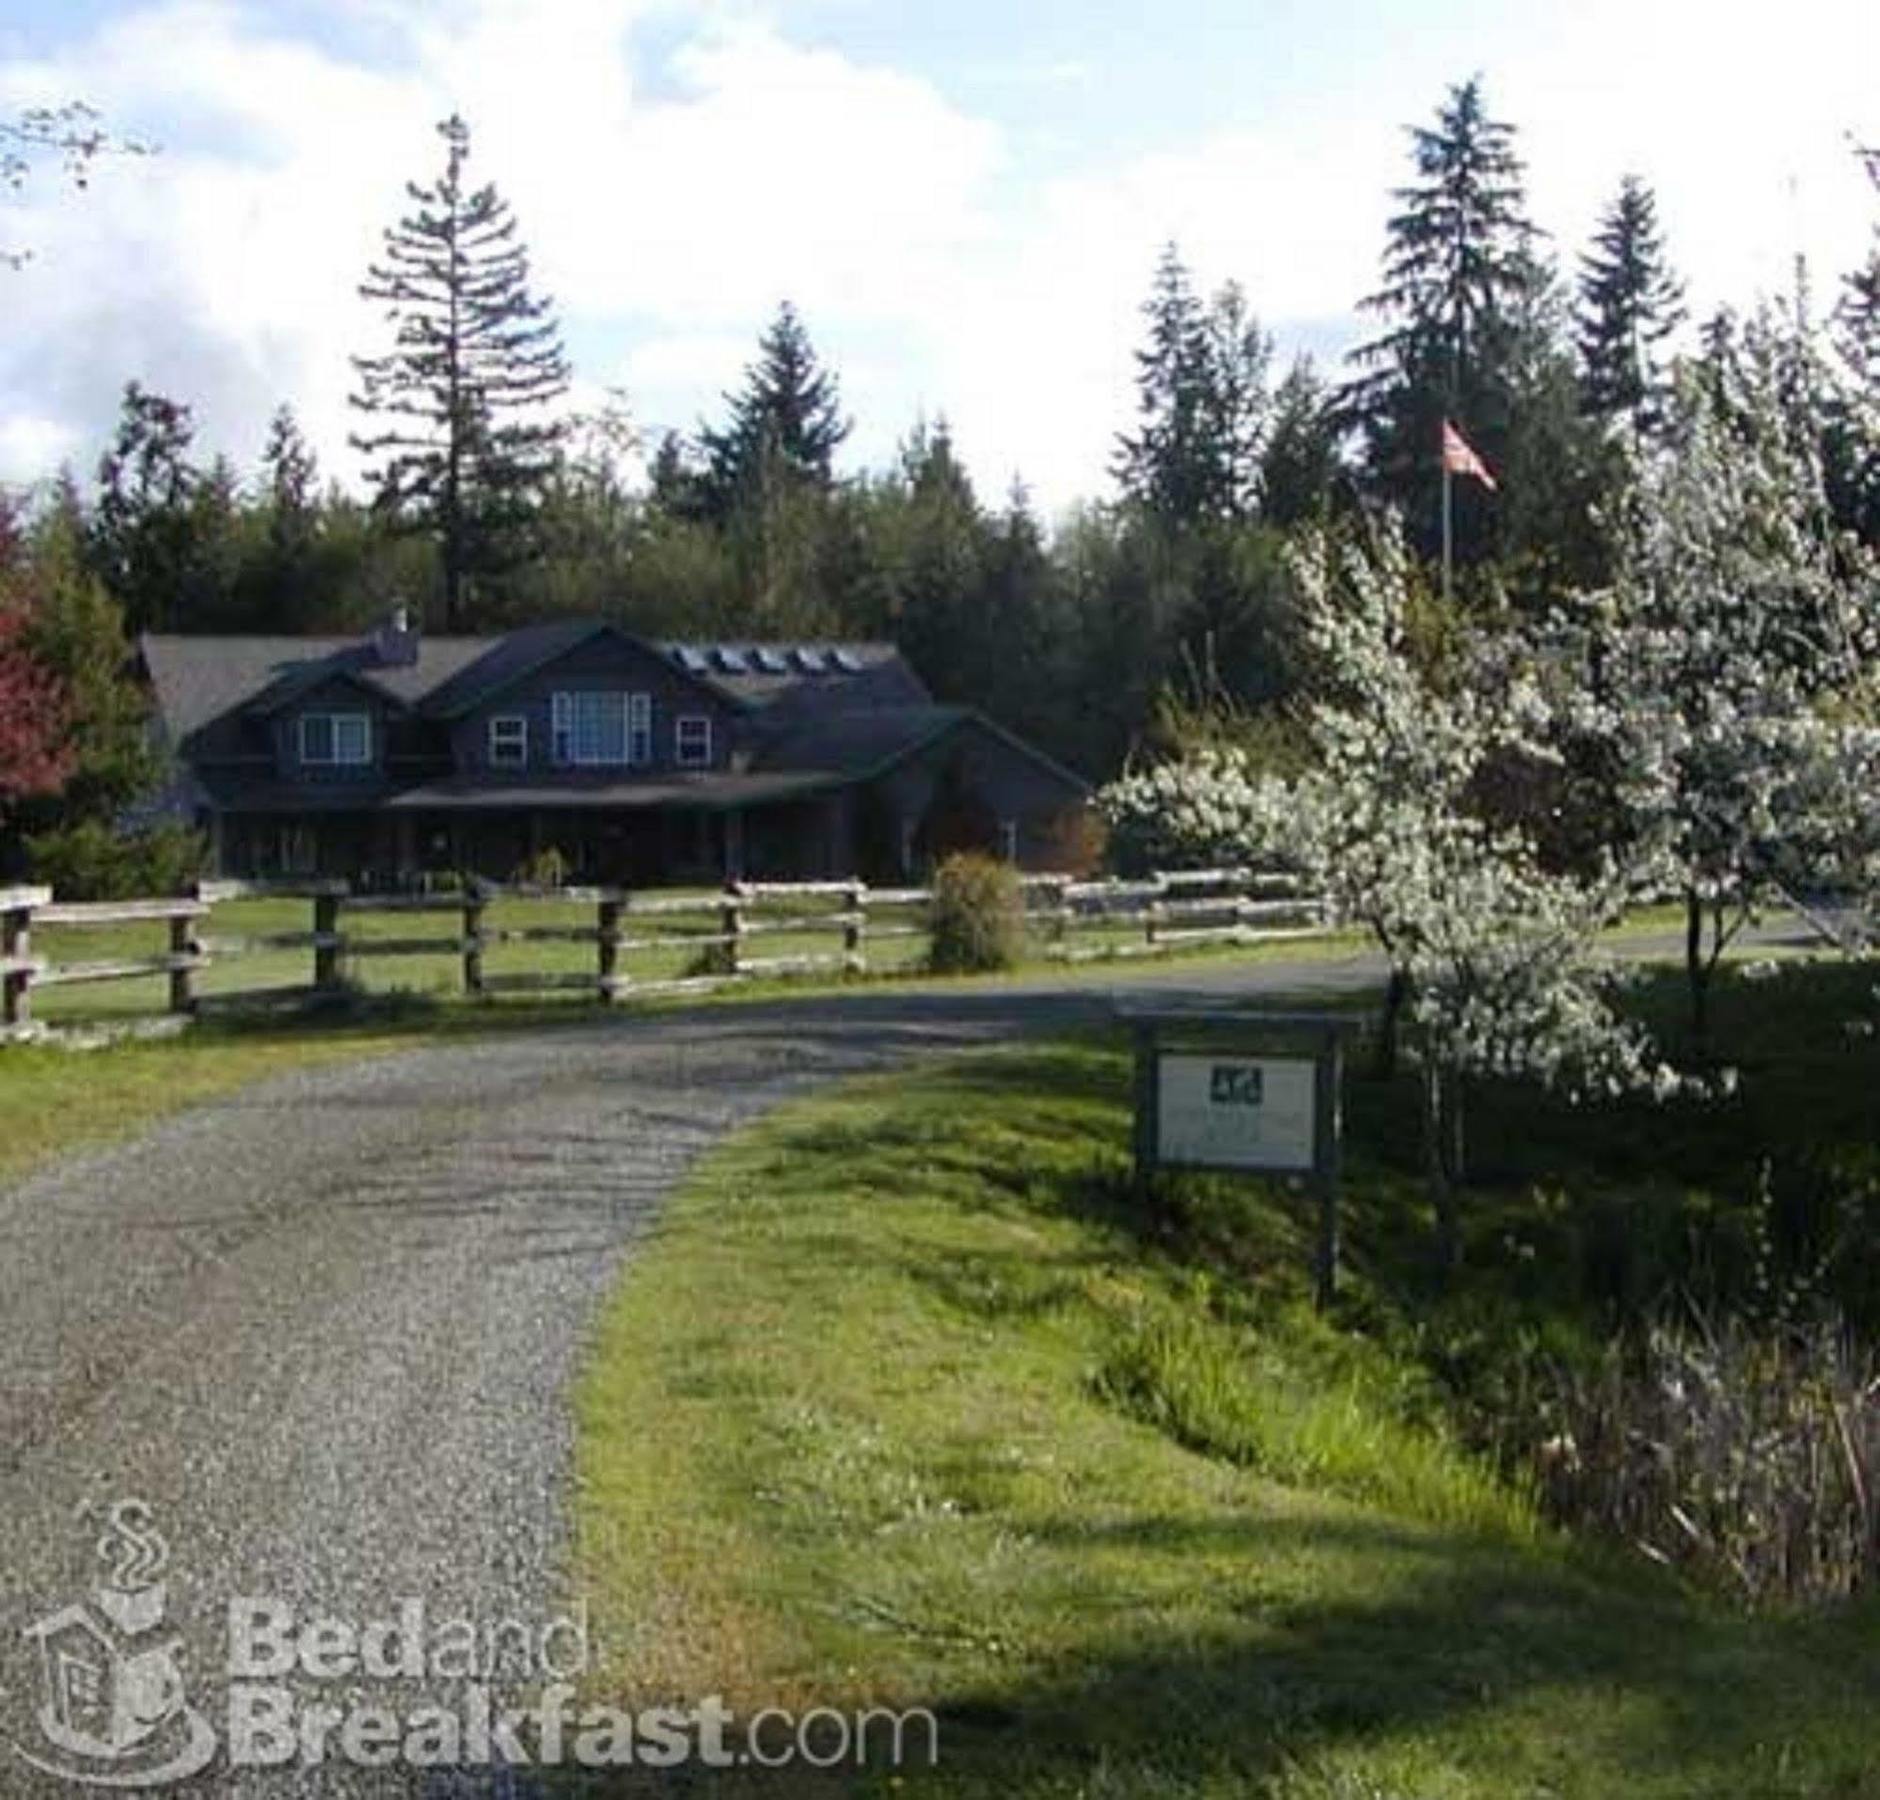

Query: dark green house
139;613;1090;885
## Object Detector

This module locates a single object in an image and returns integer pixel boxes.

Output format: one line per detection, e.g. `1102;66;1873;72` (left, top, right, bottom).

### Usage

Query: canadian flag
1440;419;1497;491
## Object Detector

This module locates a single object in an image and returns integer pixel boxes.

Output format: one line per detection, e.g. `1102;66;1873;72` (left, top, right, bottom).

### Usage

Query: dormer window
488;715;528;768
300;712;371;766
674;715;713;768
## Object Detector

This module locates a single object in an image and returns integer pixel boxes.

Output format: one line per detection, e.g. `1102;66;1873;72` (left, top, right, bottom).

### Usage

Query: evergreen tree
698;301;849;522
1832;144;1880;542
262;404;318;543
350;113;570;628
1576;174;1685;434
1342;77;1544;562
646;431;710;521
1841;144;1880;388
1260;357;1346;527
88;381;201;632
1115;245;1269;527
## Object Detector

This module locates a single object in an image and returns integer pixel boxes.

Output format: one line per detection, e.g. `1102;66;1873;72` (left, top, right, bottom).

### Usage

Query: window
299;711;371;766
674;715;713;769
551;692;652;767
488;715;528;768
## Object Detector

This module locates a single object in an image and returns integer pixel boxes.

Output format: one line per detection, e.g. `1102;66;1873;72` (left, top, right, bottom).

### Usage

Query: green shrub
510;845;569;889
26;818;205;900
928;852;1024;973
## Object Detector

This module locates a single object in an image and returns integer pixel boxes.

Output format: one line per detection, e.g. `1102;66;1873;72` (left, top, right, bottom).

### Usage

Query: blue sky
2;0;1877;514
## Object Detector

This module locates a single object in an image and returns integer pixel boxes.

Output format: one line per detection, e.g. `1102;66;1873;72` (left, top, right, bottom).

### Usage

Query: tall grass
1532;1310;1880;1606
1095;1299;1537;1541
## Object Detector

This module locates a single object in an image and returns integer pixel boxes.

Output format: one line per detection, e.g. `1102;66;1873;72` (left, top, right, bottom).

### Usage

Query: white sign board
1155;1053;1318;1172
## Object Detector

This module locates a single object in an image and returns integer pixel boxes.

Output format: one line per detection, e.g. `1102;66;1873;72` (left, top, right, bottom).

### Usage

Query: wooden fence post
1046;876;1069;955
597;894;622;1003
843;879;867;974
168;909;196;1015
462;884;486;996
720;883;744;977
1145;875;1163;950
1;889;43;1033
313;890;342;994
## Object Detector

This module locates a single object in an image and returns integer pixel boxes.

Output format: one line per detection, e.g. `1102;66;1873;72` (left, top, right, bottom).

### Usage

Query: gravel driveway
0;935;1657;1794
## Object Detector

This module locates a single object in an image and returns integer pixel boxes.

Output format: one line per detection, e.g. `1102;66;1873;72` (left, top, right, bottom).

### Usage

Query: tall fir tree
1260;356;1346;527
1831;144;1880;542
1342;77;1543;564
1114;245;1269;527
1576;174;1685;435
1841;144;1880;388
350;113;570;628
88;382;202;632
698;301;850;523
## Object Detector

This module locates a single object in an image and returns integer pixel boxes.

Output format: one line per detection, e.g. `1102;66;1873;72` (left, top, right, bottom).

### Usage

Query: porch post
723;808;745;883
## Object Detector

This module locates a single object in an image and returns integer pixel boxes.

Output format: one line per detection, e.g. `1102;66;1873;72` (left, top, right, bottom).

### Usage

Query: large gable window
299;711;371;766
551;692;652;767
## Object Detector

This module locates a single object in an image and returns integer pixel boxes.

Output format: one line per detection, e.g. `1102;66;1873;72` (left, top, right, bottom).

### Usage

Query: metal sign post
1122;1006;1359;1309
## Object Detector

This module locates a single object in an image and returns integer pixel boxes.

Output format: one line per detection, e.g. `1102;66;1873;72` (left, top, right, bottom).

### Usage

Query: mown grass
572;975;1880;1798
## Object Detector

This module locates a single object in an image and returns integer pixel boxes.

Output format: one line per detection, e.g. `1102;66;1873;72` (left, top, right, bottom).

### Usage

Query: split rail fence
0;867;1328;1043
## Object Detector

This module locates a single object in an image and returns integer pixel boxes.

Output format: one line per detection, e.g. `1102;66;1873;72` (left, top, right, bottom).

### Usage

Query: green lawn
572;971;1880;1797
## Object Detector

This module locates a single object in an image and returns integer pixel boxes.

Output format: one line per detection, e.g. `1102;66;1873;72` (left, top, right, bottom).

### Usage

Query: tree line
3;82;1879;881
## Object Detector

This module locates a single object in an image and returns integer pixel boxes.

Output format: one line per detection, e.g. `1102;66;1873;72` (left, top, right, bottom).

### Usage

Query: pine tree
1831;144;1880;542
1114;245;1269;527
1260;357;1345;527
1342;78;1543;560
263;405;318;537
1841;144;1880;388
1576;175;1685;434
88;381;200;632
698;302;849;522
350;113;570;628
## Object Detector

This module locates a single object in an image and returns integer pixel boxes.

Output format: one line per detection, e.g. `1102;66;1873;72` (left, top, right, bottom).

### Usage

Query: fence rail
0;866;1328;1043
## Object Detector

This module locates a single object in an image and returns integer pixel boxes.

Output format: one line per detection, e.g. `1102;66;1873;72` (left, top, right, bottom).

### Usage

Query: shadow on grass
911;1516;1880;1793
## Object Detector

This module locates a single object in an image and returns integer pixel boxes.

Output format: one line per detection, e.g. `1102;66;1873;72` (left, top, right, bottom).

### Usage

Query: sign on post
1122;1007;1359;1308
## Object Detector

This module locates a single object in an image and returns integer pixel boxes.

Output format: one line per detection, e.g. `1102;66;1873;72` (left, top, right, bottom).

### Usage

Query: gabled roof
142;625;935;749
758;703;1090;794
140;634;491;744
417;621;627;719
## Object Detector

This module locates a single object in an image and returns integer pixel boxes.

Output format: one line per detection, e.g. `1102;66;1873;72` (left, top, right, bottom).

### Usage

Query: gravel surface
0;933;1718;1795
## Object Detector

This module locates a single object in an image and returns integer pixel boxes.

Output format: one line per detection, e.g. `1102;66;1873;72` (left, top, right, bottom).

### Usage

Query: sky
1;0;1877;517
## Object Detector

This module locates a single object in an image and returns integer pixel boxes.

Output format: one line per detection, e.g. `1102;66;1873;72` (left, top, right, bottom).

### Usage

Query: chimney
373;601;420;668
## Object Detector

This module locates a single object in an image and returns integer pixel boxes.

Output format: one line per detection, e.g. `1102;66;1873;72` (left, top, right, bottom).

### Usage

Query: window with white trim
550;691;653;767
299;711;371;766
674;714;713;769
488;715;528;768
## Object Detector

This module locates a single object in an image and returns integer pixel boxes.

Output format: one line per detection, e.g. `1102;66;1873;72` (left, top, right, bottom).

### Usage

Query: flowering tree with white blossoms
1545;319;1878;1041
1102;521;1680;1269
